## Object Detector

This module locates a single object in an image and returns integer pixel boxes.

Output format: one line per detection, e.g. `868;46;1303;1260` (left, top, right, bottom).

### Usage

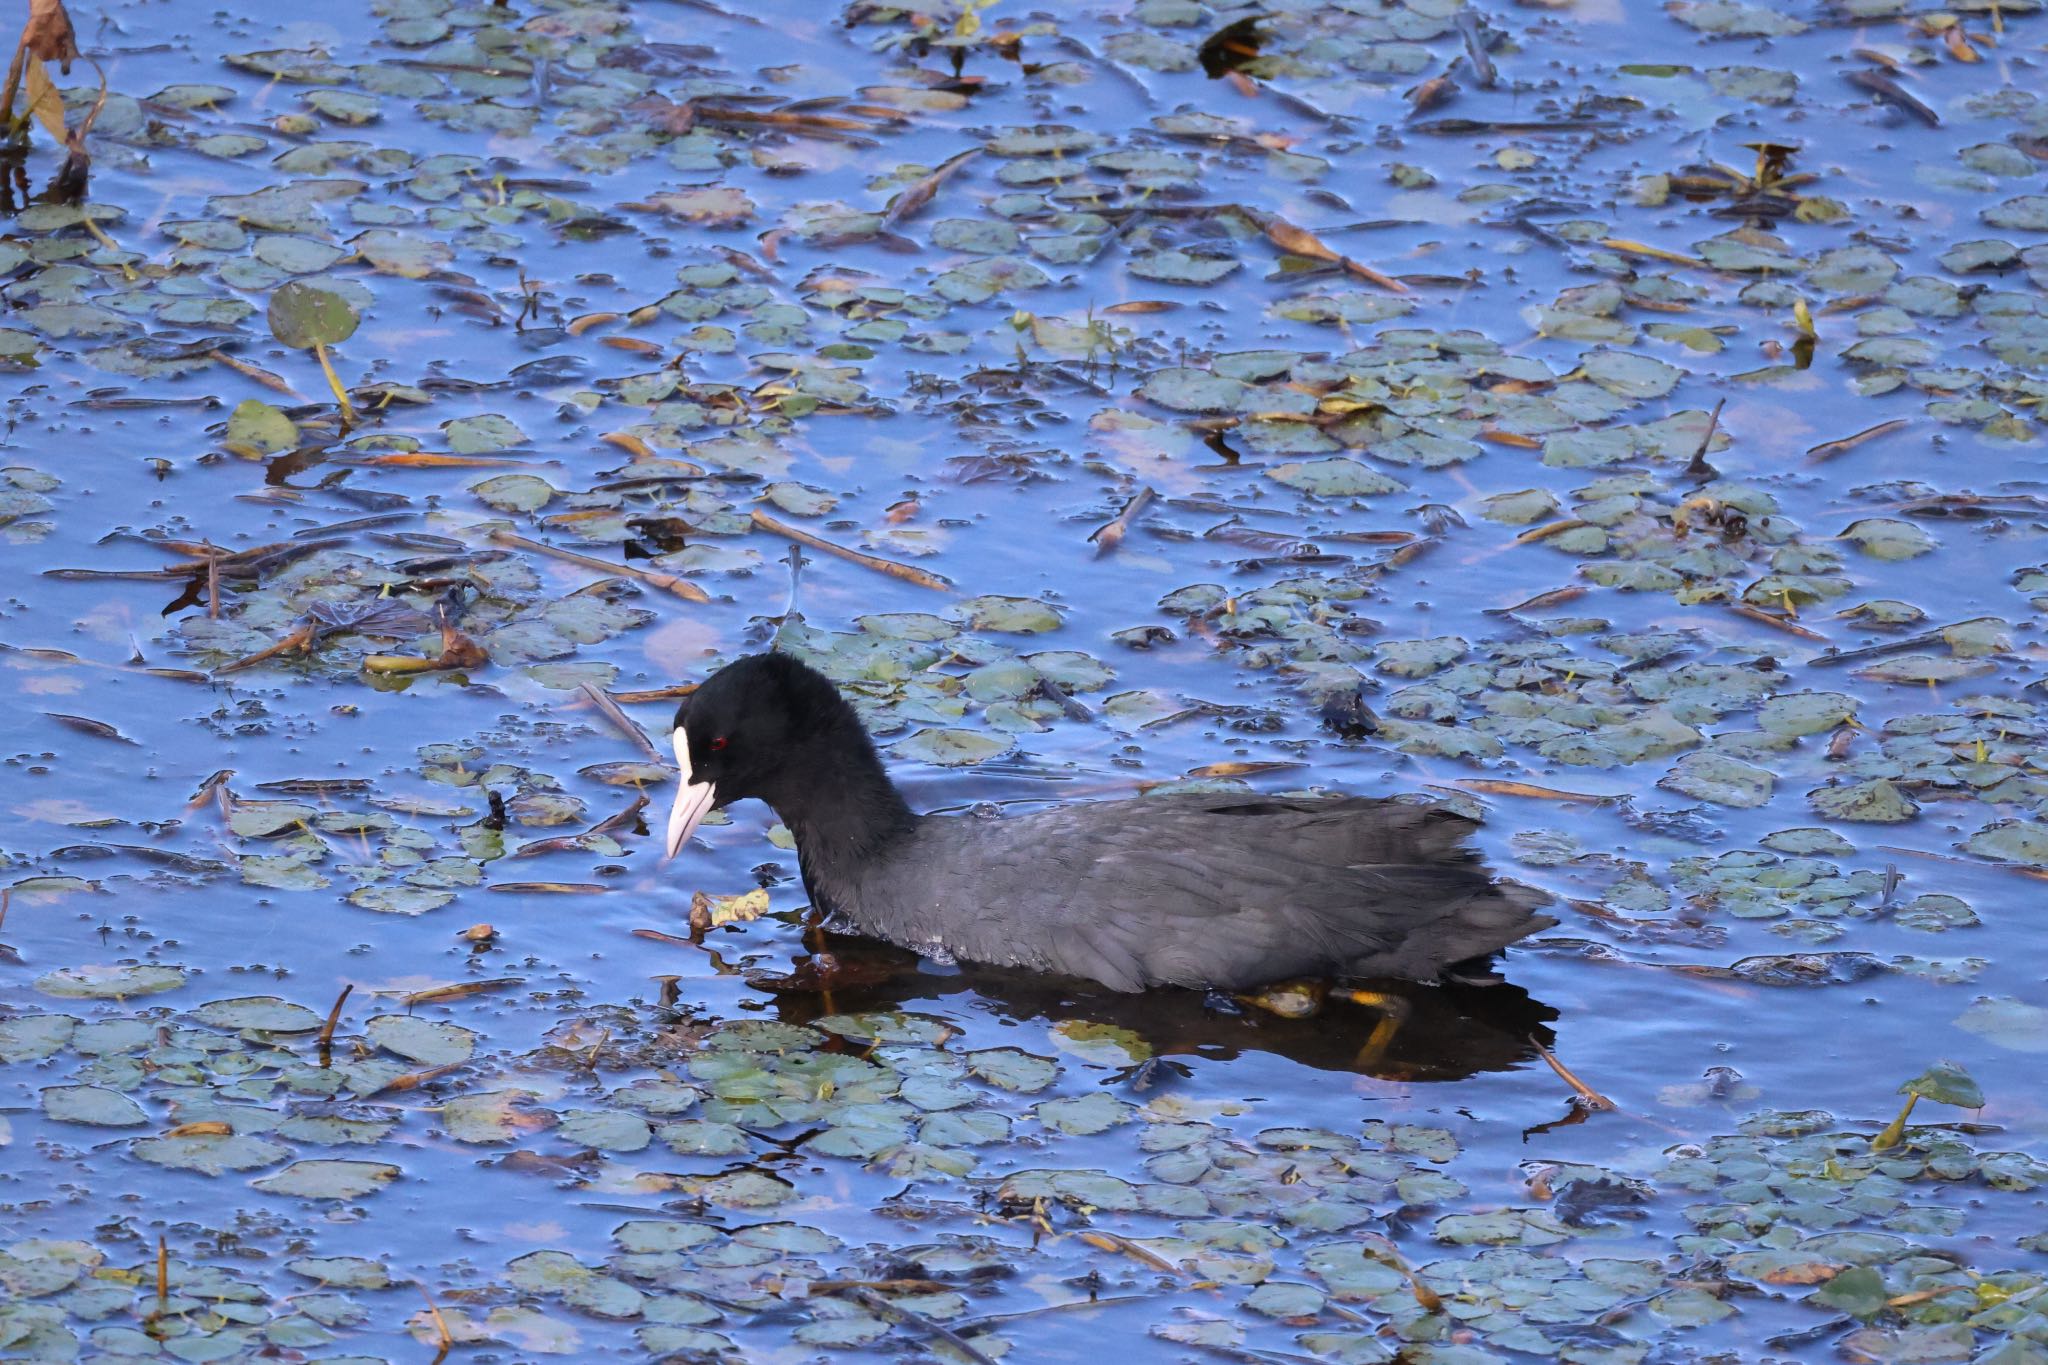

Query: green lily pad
1839;518;1937;560
267;281;359;349
1035;1091;1134;1136
253;1159;400;1199
1266;458;1407;499
42;1085;149;1127
134;1133;292;1176
1809;779;1918;823
36;964;187;1000
1900;1062;1983;1108
471;473;556;512
193;997;325;1033
967;1048;1059;1093
364;1015;477;1065
347;885;455;915
891;728;1011;766
1955;997;2048;1053
1661;752;1773;808
1965;820;2048;867
224;399;300;455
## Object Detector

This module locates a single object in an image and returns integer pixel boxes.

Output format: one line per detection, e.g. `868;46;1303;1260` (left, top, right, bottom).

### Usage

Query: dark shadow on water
759;937;1558;1083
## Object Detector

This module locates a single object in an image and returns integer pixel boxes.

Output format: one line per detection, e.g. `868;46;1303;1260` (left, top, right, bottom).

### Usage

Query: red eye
709;736;728;752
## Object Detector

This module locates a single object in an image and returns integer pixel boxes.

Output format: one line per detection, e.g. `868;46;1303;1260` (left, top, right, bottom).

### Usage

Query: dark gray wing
845;795;1552;991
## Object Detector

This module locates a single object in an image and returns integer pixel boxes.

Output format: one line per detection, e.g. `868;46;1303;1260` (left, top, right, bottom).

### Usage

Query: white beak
664;729;717;860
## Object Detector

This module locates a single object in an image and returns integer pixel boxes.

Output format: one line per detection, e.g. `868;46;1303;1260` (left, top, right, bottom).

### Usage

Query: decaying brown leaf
26;0;79;70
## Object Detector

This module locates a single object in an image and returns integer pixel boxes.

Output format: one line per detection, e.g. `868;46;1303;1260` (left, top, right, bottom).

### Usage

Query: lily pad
193;997;325;1033
134;1133;292;1176
253;1159;400;1200
36;965;187;1000
1266;458;1407;499
267;281;359;349
365;1015;477;1065
42;1085;150;1127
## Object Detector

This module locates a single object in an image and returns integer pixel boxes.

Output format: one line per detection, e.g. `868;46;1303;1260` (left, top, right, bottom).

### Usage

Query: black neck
759;717;916;883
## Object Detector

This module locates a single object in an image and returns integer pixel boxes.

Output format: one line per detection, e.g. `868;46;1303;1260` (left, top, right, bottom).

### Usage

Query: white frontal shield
664;730;717;859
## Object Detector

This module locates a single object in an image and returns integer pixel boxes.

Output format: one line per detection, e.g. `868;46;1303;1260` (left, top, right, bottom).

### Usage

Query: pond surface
3;0;2048;1359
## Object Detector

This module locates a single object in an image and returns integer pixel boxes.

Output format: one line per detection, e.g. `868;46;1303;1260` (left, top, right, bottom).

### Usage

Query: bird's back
831;793;1554;991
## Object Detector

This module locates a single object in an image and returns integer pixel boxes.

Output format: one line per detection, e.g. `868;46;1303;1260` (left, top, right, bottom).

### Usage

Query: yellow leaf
22;54;70;145
707;887;769;926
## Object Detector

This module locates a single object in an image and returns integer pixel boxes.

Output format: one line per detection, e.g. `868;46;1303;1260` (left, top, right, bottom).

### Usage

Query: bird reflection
753;936;1557;1084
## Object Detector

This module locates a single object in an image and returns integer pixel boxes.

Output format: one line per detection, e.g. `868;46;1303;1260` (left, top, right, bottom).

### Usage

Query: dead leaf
27;0;79;71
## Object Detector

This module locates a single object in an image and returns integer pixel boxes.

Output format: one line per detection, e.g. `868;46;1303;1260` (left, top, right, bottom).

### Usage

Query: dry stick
1447;778;1616;806
401;977;524;1006
1808;417;1910;463
610;682;698;704
749;508;951;592
950;1293;1155;1335
1088;485;1156;555
207;348;299;395
1810;621;1985;669
1514;518;1590;545
156;1236;169;1315
1485;586;1586;616
882;146;981;228
1078;1228;1183;1275
832;1285;999;1365
316;983;353;1063
578;683;669;764
489;529;710;603
1879;843;2048;883
1726;602;1828;643
1532;1038;1617;1111
1682;397;1725;480
204;544;220;619
1598;237;1723;272
417;1284;455;1365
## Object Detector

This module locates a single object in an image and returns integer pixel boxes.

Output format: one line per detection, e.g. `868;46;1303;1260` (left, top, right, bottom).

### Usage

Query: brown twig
1726;602;1828;643
1088;485;1156;555
207;348;300;395
1807;418;1910;463
749;508;950;592
609;682;698;704
1682;397;1724;481
1532;1038;1616;1111
578;683;668;763
316;983;352;1064
417;1283;455;1365
1077;1229;1183;1275
489;529;710;603
1446;779;1617;806
832;1285;999;1365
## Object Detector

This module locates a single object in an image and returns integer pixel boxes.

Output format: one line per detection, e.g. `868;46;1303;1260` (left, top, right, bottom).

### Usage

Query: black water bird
667;653;1553;993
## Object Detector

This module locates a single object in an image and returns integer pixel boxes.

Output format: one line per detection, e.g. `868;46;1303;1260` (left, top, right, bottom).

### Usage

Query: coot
666;653;1554;992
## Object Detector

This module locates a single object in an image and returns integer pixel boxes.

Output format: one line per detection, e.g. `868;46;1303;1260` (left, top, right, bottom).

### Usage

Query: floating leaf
254;1159;400;1199
1955;997;2048;1053
193;996;325;1032
1900;1062;1983;1109
42;1085;149;1127
891;729;1012;766
365;1015;477;1065
267;281;359;349
134;1133;291;1175
36;965;186;999
1266;458;1407;499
